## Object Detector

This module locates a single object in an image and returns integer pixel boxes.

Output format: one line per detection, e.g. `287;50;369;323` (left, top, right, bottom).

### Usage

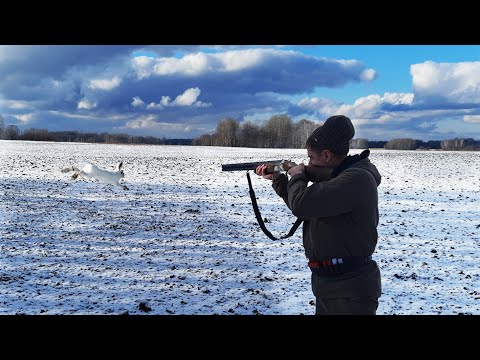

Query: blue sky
1;45;480;141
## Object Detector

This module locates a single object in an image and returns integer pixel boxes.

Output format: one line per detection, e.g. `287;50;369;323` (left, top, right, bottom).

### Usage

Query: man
255;115;382;315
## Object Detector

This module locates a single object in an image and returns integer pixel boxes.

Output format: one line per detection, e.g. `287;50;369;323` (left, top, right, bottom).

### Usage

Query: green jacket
272;154;382;298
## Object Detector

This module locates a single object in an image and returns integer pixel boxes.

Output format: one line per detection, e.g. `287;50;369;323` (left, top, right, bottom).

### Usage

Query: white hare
62;161;128;190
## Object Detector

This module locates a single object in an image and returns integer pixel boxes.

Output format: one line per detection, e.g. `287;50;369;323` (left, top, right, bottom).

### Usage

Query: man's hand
287;163;305;177
255;164;279;180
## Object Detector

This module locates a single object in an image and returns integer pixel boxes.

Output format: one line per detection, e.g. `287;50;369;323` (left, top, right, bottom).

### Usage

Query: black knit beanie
307;115;355;155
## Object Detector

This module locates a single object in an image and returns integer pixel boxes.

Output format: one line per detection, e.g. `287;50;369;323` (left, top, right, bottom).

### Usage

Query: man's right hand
255;164;279;180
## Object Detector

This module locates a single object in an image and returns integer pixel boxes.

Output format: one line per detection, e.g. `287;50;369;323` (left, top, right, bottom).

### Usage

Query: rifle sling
246;171;303;240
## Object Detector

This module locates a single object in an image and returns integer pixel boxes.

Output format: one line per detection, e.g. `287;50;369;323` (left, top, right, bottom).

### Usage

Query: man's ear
323;150;332;162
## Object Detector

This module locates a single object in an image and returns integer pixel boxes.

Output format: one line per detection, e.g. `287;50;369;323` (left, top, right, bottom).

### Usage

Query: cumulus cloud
172;87;201;106
123;115;205;137
160;96;171;106
131;96;145;108
134;88;212;111
295;92;415;121
146;102;163;110
14;113;34;123
295;97;339;117
124;115;159;129
129;48;375;95
360;68;376;81
77;98;97;110
411;61;480;103
88;76;121;91
131;56;157;80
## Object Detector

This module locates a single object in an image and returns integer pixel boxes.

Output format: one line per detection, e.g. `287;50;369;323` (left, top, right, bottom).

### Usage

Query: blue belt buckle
337;258;344;272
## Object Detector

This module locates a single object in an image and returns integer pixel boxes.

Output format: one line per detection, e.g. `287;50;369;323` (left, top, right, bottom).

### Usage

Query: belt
308;256;372;276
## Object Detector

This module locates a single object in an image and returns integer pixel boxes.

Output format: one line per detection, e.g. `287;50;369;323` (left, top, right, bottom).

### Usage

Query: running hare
62;161;128;190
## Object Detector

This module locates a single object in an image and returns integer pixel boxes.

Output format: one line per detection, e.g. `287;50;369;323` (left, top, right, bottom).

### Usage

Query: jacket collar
331;150;370;177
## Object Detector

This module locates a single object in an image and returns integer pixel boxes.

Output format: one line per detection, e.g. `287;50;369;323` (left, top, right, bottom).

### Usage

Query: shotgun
221;159;296;174
221;159;332;181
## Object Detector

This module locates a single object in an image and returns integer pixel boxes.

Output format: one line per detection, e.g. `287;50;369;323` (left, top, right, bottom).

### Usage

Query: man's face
307;146;330;167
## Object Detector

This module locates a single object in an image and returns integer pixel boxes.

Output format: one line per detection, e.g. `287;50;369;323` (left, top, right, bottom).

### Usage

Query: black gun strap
246;171;303;240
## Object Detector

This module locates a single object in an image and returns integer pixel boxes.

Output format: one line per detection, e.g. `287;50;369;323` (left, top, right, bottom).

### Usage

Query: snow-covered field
1;140;479;315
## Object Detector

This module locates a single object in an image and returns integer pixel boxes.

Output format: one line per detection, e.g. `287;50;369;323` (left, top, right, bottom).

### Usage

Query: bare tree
385;138;420;150
215;118;240;147
22;128;53;141
350;138;369;149
192;133;215;146
264;114;293;148
292;119;318;148
0;114;5;139
238;121;261;148
3;125;20;140
441;137;479;150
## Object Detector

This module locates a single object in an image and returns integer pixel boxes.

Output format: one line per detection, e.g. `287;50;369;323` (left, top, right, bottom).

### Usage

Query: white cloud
154;53;211;76
297;96;339;115
133;48;293;79
296;92;414;121
219;49;268;72
146;102;163;110
160;96;171;106
172;88;201;106
375;114;393;124
382;92;414;105
411;61;480;103
418;121;436;128
131;56;157;79
14;113;34;123
464;115;480;123
194;101;211;108
140;88;212;110
48;110;128;121
124;115;196;133
4;100;31;110
131;96;145;108
124;115;158;129
77;98;97;110
360;68;376;81
88;76;121;91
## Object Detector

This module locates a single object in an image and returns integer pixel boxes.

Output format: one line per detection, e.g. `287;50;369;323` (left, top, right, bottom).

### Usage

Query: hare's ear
117;161;123;170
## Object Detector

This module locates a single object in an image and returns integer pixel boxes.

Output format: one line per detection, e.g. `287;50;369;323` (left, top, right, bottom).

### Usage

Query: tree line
384;137;480;150
1;114;479;150
192;115;480;151
192;115;323;148
0;116;191;145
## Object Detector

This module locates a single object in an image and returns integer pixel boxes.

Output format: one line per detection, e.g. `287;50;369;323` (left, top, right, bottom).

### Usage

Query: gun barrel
221;160;284;172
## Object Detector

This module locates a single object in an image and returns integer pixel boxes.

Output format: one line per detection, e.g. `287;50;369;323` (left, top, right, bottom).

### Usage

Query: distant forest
0;116;190;145
192;115;480;151
1;114;479;150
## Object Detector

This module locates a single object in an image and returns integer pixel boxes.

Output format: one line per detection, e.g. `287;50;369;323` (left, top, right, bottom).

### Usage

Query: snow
1;140;479;315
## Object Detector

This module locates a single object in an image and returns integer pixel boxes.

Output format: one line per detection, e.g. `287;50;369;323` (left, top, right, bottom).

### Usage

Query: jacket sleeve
287;169;367;219
271;173;290;208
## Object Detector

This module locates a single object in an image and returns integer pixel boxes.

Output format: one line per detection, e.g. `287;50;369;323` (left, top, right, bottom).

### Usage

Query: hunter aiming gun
221;159;332;241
